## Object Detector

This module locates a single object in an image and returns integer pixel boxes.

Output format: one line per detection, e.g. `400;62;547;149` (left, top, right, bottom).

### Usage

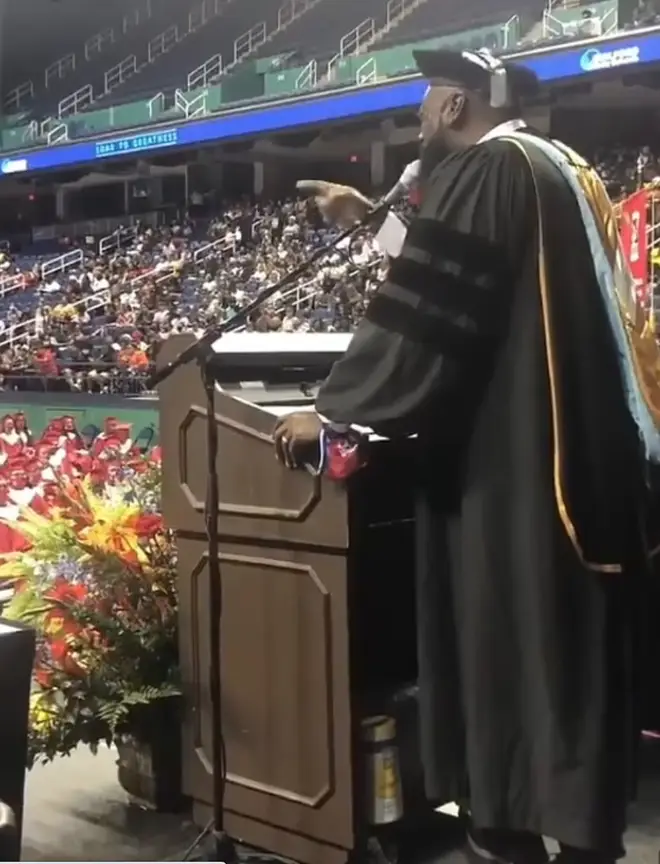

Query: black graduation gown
315;138;652;856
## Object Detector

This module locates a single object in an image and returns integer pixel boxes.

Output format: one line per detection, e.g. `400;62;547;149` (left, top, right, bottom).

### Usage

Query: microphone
296;161;420;231
380;159;421;207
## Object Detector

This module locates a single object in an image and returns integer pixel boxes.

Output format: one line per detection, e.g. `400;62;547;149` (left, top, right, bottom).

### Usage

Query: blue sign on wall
2;30;659;176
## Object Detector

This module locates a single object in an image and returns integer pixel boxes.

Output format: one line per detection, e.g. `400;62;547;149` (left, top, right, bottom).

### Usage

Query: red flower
50;638;85;676
46;577;87;605
130;513;163;538
34;665;53;688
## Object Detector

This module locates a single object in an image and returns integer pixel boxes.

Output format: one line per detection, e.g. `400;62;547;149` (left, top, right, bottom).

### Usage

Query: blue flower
55;555;89;585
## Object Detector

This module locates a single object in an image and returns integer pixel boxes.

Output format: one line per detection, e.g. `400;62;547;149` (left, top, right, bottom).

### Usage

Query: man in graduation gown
273;49;660;864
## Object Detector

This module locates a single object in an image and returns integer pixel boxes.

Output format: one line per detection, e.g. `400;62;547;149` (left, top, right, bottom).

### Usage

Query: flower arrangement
0;461;180;770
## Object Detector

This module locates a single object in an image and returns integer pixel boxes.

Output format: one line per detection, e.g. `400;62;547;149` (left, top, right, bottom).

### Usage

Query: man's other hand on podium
273;412;323;469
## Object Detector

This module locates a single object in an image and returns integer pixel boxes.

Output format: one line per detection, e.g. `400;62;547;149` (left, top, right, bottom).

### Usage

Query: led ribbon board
2;30;658;176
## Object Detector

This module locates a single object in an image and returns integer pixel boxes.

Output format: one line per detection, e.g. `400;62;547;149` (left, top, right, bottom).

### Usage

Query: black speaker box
0;620;35;862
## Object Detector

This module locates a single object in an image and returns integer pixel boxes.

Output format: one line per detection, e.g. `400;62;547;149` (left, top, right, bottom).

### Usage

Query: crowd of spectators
594;146;660;199
0;198;391;393
0;146;652;395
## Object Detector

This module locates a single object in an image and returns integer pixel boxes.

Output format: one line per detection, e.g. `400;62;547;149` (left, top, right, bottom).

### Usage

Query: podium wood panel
177;536;353;850
158;338;356;860
159;335;349;551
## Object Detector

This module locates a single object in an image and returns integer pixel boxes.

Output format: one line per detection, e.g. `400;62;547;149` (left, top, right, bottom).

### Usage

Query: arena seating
0;146;652;394
3;0;156;116
2;0;563;125
3;0;135;100
376;0;538;50
88;0;278;104
0;199;389;392
35;0;200;116
247;0;392;67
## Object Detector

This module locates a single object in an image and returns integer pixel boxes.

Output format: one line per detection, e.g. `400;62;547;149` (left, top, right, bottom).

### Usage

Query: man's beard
419;132;452;183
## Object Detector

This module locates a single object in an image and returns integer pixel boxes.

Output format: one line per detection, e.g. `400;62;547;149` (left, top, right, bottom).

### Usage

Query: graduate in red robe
91;418;121;459
13;412;33;447
30;482;64;517
0;415;23;463
60;415;83;448
0;476;29;556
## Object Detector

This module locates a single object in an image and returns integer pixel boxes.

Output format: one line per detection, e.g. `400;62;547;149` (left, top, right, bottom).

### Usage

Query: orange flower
78;520;143;565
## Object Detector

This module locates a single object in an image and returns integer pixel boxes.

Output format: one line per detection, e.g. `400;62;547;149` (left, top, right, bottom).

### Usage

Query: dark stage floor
20;744;660;862
22;747;198;861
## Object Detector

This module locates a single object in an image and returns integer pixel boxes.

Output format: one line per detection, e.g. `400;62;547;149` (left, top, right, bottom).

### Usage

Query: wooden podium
158;334;420;864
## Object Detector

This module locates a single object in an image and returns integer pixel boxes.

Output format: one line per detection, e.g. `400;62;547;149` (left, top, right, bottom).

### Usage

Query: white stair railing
193;0;323;83
45;53;76;89
0;274;27;300
48;123;68;144
41;248;84;280
99;224;139;256
187;54;222;90
600;6;619;34
386;0;417;28
54;0;231;117
189;0;222;32
129;264;176;289
234;22;267;63
358;0;429;55
541;9;564;37
234;255;385;331
501;14;520;49
356;57;377;85
4;80;34;113
326;18;376;80
193;237;237;263
295;59;317;90
23;120;39;142
58;83;93;118
147;92;165;119
175;88;208;119
0;289;111;351
104;55;138;94
84;27;115;61
148;25;180;64
34;116;68;144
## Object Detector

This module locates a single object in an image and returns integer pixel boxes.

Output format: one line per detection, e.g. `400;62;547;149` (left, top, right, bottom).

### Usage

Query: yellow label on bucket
376;753;398;800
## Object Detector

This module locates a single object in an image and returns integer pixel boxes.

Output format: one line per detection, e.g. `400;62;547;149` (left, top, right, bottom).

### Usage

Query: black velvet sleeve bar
316;140;535;438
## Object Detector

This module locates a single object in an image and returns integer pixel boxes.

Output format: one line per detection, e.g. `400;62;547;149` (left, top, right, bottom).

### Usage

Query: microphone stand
147;207;385;862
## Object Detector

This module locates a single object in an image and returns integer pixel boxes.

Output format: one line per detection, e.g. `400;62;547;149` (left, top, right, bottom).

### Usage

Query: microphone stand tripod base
186;828;239;862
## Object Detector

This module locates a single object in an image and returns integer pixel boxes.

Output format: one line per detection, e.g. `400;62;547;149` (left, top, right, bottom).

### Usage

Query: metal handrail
99;225;139;256
0;289;111;350
41;249;84;280
0;274;27;299
193;236;236;262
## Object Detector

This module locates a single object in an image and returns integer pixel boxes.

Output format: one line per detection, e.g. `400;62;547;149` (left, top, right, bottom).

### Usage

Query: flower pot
116;702;186;813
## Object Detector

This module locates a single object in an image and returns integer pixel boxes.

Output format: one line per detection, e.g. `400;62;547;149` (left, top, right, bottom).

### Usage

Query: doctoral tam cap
413;48;540;108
